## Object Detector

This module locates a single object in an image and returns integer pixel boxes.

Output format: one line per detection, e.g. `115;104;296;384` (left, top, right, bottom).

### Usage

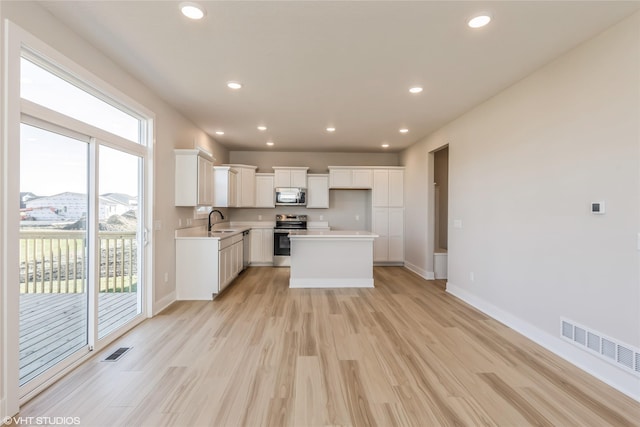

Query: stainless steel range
273;214;307;267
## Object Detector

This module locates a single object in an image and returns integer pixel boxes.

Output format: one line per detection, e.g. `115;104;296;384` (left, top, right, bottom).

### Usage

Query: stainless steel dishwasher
242;230;251;271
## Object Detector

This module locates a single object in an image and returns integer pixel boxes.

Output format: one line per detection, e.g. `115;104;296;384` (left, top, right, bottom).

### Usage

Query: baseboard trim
153;291;176;316
404;261;435;280
446;282;640;402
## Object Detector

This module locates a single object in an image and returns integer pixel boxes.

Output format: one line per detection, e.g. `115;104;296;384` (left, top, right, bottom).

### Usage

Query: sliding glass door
19;124;90;386
13;48;151;396
97;146;143;338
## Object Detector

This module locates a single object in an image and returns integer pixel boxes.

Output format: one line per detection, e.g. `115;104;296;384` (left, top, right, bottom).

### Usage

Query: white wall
401;12;640;397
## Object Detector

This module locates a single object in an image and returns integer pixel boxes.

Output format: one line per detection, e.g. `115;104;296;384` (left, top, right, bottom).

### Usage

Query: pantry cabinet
372;168;404;207
371;167;404;263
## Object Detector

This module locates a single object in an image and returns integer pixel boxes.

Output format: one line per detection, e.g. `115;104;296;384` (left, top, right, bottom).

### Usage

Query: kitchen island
288;230;378;288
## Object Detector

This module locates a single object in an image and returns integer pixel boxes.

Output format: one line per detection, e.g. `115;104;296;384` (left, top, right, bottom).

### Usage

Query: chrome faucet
208;209;225;232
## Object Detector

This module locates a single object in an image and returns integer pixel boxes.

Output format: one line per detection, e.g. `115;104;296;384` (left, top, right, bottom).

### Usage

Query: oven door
273;230;291;256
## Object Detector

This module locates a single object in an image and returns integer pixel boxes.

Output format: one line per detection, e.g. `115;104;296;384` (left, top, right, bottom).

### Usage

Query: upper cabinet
372;168;404;207
213;166;238;207
273;167;308;188
255;173;275;208
306;174;330;209
214;164;256;208
225;164;256;208
175;149;214;206
328;167;372;189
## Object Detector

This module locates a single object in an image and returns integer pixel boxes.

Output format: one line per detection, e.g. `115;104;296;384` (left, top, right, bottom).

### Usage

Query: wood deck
19;292;138;385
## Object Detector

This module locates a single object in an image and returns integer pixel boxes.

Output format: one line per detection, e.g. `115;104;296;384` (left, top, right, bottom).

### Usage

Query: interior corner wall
0;1;228;316
401;11;640;398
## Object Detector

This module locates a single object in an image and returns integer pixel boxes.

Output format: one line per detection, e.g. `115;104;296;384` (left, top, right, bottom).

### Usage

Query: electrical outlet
355;215;360;221
164;272;169;283
469;272;475;282
154;220;162;231
186;218;192;226
453;219;463;229
178;218;182;227
320;215;324;221
258;215;262;221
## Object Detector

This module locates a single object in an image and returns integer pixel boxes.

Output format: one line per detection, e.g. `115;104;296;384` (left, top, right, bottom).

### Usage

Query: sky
19;57;142;197
20;123;139;197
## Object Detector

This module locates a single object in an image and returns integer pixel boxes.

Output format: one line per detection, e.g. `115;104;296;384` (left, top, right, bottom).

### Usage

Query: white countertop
288;230;378;238
175;224;251;240
175;220;332;240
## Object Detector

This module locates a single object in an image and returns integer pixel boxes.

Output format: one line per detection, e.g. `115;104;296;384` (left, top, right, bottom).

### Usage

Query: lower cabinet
219;237;243;291
249;228;274;265
176;233;244;300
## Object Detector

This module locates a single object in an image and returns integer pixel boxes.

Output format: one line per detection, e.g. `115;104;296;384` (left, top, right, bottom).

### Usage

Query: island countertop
288;230;378;238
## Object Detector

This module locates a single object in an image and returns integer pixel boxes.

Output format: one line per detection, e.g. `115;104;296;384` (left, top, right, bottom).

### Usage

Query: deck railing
19;230;137;294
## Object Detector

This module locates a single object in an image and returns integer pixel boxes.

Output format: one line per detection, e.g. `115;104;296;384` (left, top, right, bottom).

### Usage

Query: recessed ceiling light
257;125;267;131
215;131;224;135
467;14;492;28
409;87;423;94
227;82;242;90
381;144;390;148
180;2;206;20
326;127;336;132
399;128;409;134
266;141;275;146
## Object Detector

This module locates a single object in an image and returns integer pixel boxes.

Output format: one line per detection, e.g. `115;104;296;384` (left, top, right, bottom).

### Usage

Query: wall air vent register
561;318;639;377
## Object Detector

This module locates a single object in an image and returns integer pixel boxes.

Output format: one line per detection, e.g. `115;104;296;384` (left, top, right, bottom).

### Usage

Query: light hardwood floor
17;267;640;426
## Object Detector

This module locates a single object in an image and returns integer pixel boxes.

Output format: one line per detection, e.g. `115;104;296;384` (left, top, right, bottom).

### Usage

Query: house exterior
22;192;133;221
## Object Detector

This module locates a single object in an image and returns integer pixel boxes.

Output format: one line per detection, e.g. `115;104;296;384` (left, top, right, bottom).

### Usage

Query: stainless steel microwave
275;187;307;206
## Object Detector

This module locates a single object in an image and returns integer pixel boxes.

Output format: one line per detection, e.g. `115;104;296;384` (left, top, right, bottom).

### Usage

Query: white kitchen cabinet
175;149;214;206
273;167;308;188
328;167;372;189
213;166;238;207
372;207;404;263
255;173;275;208
249;228;274;265
371;167;404;263
176;232;244;300
373;168;404;207
219;234;244;291
225;164;256;207
306;174;329;208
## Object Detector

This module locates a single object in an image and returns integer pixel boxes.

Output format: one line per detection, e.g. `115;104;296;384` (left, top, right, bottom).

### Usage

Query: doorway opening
433;146;448;279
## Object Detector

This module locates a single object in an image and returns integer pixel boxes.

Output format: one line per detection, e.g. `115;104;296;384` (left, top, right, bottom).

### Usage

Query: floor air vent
103;347;132;362
561;318;640;378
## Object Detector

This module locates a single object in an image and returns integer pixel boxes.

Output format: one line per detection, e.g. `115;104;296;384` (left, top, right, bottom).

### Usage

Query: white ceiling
39;1;640;153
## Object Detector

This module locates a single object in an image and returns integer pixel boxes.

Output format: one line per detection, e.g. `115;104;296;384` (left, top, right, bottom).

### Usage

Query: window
20;55;144;144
